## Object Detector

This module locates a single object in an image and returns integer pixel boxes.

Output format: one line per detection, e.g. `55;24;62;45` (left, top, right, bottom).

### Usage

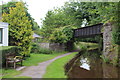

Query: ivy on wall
112;2;120;45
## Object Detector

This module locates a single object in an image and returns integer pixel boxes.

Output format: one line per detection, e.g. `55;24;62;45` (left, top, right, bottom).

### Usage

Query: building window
0;28;3;43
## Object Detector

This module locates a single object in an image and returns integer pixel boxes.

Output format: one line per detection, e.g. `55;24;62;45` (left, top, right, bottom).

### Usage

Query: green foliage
2;1;40;36
2;2;17;14
74;42;98;51
112;26;120;45
62;26;74;41
30;43;40;53
2;69;22;78
80;45;87;52
35;47;53;54
40;2;103;43
89;2;120;45
63;2;101;26
40;7;80;43
0;5;2;21
31;43;53;54
111;57;119;66
2;2;33;56
112;2;120;45
49;28;67;43
100;55;110;63
66;2;119;45
75;35;102;43
32;21;41;35
76;42;88;51
49;26;74;43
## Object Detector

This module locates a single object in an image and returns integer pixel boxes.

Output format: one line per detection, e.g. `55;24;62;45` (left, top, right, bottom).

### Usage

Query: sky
1;0;70;27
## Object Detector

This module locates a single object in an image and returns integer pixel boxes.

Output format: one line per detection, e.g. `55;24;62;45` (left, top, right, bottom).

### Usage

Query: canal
67;50;120;78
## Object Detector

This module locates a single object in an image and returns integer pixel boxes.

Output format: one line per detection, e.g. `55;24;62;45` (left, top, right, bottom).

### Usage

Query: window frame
0;28;3;44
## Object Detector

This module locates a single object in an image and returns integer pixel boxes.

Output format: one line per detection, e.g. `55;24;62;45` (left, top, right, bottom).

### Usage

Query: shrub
112;26;120;45
31;43;39;53
2;2;33;56
38;47;53;54
80;44;87;52
100;55;110;63
0;46;18;67
31;43;53;54
75;42;87;51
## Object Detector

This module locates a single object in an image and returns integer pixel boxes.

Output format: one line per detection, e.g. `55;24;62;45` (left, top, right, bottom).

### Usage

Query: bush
2;2;33;56
79;44;87;52
100;55;110;63
0;46;18;67
30;43;39;53
74;42;99;51
39;47;53;54
112;26;120;45
31;43;53;54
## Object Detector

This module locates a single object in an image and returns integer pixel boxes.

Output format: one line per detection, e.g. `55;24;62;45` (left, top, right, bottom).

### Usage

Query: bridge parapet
74;23;103;38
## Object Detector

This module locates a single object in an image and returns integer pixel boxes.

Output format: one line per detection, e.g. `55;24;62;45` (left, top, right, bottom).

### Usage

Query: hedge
0;46;18;67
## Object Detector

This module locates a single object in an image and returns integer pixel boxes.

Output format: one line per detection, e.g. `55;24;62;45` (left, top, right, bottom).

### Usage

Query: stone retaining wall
39;43;66;51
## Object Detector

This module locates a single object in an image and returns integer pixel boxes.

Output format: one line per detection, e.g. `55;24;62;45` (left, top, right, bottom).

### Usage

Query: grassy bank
2;69;24;78
74;42;98;50
23;52;67;66
43;52;78;78
2;51;67;78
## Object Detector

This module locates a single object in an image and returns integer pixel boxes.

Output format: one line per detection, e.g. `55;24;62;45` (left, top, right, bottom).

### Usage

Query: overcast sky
1;0;70;27
1;0;118;27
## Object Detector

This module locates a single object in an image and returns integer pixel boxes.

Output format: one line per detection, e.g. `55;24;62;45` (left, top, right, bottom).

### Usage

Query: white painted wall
0;22;8;46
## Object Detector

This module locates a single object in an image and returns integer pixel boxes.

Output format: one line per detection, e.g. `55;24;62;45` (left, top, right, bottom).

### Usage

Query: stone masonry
103;23;118;61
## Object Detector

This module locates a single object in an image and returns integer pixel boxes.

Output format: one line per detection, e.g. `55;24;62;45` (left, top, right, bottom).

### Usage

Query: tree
49;26;74;43
40;2;100;43
2;2;17;14
2;2;33;56
2;1;40;35
0;5;2;21
41;10;67;40
40;1;120;45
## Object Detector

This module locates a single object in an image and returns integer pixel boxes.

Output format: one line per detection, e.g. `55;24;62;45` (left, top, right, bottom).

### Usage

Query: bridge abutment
103;23;118;64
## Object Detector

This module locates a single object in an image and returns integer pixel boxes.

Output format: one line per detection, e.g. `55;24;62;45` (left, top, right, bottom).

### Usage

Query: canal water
67;51;120;78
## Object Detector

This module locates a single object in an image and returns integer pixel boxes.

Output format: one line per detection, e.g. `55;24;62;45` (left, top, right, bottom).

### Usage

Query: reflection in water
80;58;90;70
67;51;120;78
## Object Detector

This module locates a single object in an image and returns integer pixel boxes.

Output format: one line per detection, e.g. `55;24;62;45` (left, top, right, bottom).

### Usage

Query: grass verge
24;51;67;66
2;69;22;78
43;52;78;78
74;42;98;50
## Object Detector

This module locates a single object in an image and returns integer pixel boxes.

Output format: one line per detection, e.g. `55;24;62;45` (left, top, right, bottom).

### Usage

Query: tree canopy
40;1;120;44
2;1;40;34
2;2;33;56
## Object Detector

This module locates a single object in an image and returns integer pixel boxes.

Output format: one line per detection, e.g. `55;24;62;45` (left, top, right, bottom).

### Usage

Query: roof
0;22;9;28
33;33;42;38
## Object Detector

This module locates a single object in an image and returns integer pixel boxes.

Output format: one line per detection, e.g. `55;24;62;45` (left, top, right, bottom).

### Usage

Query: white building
0;22;8;46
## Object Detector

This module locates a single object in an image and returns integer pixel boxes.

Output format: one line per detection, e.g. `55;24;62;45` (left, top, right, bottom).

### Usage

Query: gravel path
16;52;73;78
